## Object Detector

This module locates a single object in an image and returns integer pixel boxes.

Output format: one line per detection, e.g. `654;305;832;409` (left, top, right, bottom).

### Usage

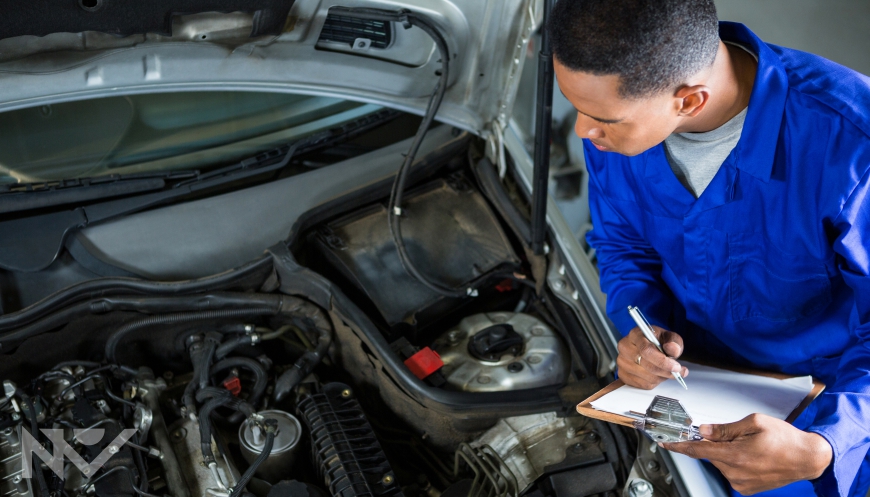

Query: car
0;1;725;496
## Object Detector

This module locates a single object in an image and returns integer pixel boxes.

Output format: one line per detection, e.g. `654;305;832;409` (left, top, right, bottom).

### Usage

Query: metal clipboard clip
630;396;703;443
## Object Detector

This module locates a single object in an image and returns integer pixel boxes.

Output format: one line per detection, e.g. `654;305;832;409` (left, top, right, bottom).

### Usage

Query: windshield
0;92;382;184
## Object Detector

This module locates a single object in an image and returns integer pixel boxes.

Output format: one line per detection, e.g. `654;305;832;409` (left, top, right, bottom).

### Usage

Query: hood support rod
531;0;556;255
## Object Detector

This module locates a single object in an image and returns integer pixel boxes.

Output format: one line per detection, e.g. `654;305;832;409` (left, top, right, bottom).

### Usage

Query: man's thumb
699;421;742;441
699;414;765;441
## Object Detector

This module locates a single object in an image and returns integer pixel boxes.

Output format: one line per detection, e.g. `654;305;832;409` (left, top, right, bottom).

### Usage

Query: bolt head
628;479;653;497
552;279;566;290
341;389;352;398
507;362;524;373
382;475;394;485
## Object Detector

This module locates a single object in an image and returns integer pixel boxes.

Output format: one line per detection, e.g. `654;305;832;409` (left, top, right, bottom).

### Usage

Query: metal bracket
632;396;702;443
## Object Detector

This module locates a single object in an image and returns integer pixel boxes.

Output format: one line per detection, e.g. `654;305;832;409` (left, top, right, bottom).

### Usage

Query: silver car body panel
0;0;539;138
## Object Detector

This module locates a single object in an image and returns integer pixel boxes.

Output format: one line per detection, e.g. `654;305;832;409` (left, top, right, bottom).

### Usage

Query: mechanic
548;0;870;496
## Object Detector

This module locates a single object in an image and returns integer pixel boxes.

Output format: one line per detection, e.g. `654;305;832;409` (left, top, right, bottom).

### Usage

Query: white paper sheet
590;362;814;426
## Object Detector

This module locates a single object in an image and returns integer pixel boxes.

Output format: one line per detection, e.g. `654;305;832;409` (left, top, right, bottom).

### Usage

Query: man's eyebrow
558;88;625;124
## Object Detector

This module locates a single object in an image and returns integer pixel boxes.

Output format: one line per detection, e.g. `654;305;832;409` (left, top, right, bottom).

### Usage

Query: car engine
0;150;675;497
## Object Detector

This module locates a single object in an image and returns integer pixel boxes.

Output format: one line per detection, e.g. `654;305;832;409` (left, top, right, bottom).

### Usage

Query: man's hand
616;325;688;389
662;414;833;495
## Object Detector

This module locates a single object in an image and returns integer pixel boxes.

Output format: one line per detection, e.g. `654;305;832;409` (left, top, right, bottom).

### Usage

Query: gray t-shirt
664;42;756;198
664;107;747;197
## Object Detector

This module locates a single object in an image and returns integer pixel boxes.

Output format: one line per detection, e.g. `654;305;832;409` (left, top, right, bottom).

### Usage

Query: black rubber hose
105;307;277;363
331;8;459;298
198;333;222;390
182;332;221;413
0;256;272;333
211;357;268;423
215;334;257;360
196;387;255;418
229;419;277;497
196;388;257;466
386;13;463;298
182;338;205;413
198;393;234;466
273;322;333;402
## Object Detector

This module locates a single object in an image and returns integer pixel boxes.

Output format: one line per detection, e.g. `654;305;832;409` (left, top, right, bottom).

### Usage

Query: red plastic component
495;278;514;292
404;347;444;380
222;376;242;396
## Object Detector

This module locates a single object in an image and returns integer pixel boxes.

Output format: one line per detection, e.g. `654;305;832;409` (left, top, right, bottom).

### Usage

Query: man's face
554;58;682;157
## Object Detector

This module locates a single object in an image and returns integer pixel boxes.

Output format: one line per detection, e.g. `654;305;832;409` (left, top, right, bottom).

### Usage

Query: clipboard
576;365;826;430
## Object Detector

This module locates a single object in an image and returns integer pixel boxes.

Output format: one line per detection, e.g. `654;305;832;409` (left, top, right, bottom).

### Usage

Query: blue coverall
584;22;870;497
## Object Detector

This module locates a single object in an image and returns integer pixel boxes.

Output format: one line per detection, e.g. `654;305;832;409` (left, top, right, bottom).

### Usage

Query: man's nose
574;113;604;140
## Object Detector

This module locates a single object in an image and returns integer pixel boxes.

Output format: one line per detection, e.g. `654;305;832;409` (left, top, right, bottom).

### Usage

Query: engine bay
0;142;674;497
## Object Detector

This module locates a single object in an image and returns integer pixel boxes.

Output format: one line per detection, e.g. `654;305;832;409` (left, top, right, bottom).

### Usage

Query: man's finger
618;369;661;390
637;340;682;377
660;330;684;358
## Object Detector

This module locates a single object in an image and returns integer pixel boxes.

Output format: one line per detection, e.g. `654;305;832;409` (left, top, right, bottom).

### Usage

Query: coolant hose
215;334;258;360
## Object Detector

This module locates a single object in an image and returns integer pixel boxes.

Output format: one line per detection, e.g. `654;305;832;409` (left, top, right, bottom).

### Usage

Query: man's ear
674;85;711;117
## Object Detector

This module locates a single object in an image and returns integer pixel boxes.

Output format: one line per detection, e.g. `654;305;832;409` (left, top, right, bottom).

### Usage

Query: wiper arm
171;130;332;189
0;171;198;215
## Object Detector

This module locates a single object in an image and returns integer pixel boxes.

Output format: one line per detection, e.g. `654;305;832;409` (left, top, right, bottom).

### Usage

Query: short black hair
549;0;720;99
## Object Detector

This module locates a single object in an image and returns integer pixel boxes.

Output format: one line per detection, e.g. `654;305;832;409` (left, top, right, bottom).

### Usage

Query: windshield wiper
0;171;198;215
0;133;326;272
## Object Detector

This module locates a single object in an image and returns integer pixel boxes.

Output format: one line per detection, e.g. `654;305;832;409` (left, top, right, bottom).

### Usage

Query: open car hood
0;0;539;137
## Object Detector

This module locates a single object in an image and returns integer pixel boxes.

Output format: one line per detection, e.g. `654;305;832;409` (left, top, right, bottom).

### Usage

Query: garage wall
714;0;870;76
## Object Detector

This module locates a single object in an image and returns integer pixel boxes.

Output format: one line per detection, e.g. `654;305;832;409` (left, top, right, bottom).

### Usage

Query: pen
627;305;688;390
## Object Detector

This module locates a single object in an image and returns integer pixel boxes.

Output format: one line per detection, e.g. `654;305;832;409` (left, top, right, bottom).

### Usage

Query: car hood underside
0;0;538;138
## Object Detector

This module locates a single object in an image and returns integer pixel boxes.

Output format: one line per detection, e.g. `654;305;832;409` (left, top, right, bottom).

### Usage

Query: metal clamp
632;396;702;443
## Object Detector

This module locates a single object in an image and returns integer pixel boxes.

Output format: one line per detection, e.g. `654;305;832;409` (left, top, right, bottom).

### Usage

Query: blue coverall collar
719;22;789;183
